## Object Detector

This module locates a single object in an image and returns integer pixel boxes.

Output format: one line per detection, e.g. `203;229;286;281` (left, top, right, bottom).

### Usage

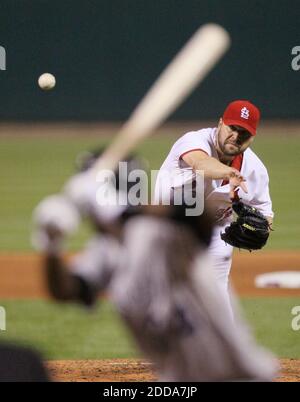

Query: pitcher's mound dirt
46;358;299;382
46;359;156;382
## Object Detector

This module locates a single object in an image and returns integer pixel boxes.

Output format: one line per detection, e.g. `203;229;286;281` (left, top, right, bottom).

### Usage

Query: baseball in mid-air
38;73;56;90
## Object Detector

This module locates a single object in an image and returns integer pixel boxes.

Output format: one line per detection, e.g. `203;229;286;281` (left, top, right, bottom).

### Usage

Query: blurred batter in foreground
32;151;277;381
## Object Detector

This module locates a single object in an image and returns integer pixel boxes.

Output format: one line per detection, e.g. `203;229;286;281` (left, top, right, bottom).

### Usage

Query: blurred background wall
0;0;299;121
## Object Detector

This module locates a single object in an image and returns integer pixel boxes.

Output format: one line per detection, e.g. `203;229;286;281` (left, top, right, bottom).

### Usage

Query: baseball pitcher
154;100;273;318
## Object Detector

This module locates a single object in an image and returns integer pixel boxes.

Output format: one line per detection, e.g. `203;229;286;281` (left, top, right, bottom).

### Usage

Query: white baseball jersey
70;215;277;381
154;127;273;224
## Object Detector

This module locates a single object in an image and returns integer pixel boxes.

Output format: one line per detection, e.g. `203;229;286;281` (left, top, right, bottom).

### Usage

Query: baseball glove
220;201;270;251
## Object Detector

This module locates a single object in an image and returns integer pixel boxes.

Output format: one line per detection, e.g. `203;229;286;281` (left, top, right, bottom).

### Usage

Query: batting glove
31;194;80;254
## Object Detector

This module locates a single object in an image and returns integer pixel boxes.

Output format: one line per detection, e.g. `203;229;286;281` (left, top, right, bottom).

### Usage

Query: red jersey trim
221;153;244;186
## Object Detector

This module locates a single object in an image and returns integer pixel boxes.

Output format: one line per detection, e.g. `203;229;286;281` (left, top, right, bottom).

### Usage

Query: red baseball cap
222;100;261;136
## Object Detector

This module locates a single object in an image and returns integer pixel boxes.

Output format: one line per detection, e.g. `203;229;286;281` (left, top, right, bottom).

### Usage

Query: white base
255;271;300;289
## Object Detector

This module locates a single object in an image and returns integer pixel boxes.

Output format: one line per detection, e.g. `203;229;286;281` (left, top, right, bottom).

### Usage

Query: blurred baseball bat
93;23;231;175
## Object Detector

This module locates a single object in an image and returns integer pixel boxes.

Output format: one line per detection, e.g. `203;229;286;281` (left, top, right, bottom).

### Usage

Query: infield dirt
1;251;299;298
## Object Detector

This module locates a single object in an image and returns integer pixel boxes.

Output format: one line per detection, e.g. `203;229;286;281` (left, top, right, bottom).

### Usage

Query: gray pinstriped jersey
70;215;277;381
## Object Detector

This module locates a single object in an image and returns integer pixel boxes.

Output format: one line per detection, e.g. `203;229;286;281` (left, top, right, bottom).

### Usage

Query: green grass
0;131;300;250
250;136;300;249
0;299;138;359
0;134;175;251
241;297;300;358
0;297;299;360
